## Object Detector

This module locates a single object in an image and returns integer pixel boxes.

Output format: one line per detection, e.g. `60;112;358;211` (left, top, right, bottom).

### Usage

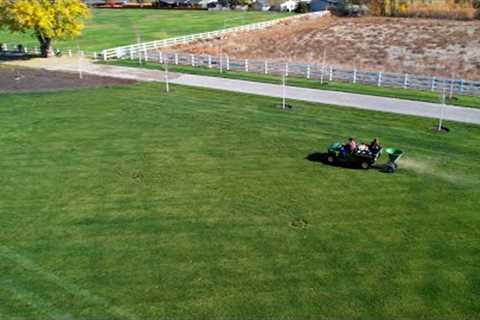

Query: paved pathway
173;74;480;125
7;57;480;125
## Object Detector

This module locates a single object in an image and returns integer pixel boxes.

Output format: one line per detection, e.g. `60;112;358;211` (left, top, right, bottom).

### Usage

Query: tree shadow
0;52;39;62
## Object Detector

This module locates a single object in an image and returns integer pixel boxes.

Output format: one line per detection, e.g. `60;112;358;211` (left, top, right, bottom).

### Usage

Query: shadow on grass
305;152;356;170
0;53;40;62
305;152;328;163
306;152;388;172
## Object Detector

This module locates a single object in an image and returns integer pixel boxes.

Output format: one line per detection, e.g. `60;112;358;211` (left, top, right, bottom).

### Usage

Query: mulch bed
0;65;136;93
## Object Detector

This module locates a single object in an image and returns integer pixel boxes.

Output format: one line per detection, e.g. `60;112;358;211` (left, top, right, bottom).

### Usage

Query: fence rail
3;36;479;97
95;9;480;97
100;11;330;60
124;50;480;97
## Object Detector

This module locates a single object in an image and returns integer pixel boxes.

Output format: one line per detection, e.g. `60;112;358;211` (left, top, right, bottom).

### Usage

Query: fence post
264;60;268;75
191;54;195;67
175;53;178;65
245;59;248;72
130;47;134;60
449;77;455;99
377;71;382;87
285;63;289;77
68;49;72;57
460;79;465;93
403;73;408;89
306;65;311;79
159;51;163;64
208;55;212;69
93;52;97;61
141;44;146;61
353;69;357;84
329;66;333;81
431;77;436;92
320;65;325;84
226;56;230;71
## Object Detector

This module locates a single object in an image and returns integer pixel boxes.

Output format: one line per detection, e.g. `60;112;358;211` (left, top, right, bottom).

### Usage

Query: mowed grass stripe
0;82;479;318
0;245;139;320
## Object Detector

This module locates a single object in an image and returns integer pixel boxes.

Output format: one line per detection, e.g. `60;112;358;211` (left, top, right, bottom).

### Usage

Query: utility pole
77;43;83;80
164;54;170;93
282;67;286;110
438;88;446;131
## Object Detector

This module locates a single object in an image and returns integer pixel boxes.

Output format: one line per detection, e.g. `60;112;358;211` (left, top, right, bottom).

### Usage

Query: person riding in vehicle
369;138;381;155
346;137;357;153
341;137;357;156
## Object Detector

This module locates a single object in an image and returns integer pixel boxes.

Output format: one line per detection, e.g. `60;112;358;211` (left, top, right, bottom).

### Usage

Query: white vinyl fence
125;50;480;97
3;42;479;97
100;11;330;60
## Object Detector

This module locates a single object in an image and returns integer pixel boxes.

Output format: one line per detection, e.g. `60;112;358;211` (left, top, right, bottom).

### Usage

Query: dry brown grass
171;16;480;80
397;1;476;20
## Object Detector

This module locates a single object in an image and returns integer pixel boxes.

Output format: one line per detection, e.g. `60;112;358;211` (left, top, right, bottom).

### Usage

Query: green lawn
1;82;479;319
101;59;480;109
0;9;288;52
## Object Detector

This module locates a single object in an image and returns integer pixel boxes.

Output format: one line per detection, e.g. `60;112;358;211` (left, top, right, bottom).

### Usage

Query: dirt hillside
173;16;480;80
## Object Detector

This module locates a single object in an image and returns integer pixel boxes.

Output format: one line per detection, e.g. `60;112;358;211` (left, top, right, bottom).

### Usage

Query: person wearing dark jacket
369;138;381;154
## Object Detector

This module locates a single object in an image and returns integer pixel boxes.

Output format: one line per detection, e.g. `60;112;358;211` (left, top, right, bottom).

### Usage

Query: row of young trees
366;0;480;17
0;0;90;57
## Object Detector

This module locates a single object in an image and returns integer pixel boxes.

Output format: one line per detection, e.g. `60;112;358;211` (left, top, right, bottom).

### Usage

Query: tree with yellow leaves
0;0;90;57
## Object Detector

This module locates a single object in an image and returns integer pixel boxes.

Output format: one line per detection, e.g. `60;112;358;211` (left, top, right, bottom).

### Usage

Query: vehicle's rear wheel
327;155;335;164
361;161;370;169
385;163;396;173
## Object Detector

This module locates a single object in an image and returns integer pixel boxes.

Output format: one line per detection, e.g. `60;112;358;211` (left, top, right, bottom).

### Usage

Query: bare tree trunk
37;34;52;58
